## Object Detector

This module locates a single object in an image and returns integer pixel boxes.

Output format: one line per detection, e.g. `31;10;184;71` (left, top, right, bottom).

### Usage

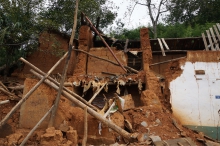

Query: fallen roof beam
20;58;99;112
31;70;135;141
0;52;68;128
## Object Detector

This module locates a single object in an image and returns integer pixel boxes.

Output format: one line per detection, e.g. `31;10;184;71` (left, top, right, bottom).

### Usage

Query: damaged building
1;14;220;146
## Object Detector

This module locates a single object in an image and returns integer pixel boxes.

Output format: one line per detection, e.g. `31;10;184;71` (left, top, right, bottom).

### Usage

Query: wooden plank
157;38;166;56
206;30;215;51
209;28;219;50
161;38;170;50
202;33;209;51
213;25;220;48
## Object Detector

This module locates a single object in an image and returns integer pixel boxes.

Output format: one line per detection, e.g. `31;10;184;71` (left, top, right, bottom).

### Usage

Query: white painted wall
170;62;220;127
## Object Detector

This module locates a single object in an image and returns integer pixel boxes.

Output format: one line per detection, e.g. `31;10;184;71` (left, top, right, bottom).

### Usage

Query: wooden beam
20;105;54;146
150;57;186;66
206;30;215;51
82;106;88;146
31;70;134;141
157;38;166;56
49;0;79;128
209;28;219;50
202;33;209;51
82;12;127;72
21;58;99;111
88;82;107;103
0;53;67;129
161;38;170;50
213;25;220;43
0;100;10;105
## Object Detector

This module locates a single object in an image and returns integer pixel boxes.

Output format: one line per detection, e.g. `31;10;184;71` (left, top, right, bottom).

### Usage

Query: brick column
140;28;152;71
73;25;93;76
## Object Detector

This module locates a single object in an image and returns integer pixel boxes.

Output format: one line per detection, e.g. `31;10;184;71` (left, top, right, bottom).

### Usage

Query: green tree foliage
110;22;215;40
167;0;220;25
0;0;43;76
0;0;117;77
39;0;117;34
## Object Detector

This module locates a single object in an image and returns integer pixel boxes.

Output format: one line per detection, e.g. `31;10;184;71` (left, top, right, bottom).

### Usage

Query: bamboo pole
88;82;107;103
49;0;79;127
20;105;54;146
31;70;133;141
20;57;98;111
0;53;67;128
82;106;88;146
150;56;186;66
82;12;127;73
0;100;10;105
72;49;138;73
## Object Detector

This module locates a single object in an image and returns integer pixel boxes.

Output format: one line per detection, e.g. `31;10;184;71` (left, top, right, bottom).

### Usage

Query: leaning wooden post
0;52;67;128
88;82;107;103
21;58;99;111
48;0;79;127
82;106;88;146
20;105;54;146
31;70;134;141
82;12;127;73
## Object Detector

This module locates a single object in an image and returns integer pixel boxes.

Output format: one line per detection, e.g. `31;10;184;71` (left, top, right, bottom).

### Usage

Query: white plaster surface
170;62;220;126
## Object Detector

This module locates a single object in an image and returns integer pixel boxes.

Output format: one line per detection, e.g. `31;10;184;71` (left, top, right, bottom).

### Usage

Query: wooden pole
20;105;54;146
0;53;67;128
82;106;88;146
21;57;98;111
0;100;10;105
0;81;9;91
150;57;186;66
88;82;107;103
48;0;79;127
31;71;133;141
72;49;138;74
0;87;14;96
82;12;127;73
